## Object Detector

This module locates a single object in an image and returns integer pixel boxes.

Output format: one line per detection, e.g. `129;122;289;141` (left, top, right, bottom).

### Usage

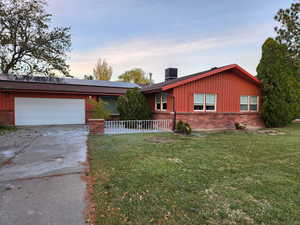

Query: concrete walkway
0;125;88;225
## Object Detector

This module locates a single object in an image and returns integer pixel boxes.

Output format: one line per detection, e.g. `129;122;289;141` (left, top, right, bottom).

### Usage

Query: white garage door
15;97;85;126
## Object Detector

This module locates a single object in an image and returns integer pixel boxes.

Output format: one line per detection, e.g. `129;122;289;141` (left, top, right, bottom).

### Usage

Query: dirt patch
146;136;175;143
256;129;285;135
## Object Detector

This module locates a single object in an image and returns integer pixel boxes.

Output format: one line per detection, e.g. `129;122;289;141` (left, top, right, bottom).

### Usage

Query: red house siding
148;70;264;129
173;71;261;113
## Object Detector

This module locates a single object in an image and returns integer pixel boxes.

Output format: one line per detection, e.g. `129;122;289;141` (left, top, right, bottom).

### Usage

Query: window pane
206;105;215;111
206;94;216;104
162;94;167;103
250;96;258;104
250;104;257;111
240;96;248;104
100;96;119;115
240;104;248;111
194;94;204;104
162;103;167;110
194;105;204;110
156;103;161;110
155;94;161;103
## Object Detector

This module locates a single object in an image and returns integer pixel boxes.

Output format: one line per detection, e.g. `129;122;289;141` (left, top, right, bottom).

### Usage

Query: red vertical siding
146;90;174;112
173;71;261;113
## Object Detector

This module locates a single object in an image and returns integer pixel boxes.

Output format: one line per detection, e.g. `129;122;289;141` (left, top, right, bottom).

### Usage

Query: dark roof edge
0;79;138;90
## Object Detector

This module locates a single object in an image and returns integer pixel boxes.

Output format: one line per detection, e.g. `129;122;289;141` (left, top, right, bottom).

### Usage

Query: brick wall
88;119;105;135
153;112;264;130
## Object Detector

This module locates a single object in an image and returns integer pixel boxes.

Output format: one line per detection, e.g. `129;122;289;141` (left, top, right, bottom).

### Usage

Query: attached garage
0;74;139;126
15;97;85;126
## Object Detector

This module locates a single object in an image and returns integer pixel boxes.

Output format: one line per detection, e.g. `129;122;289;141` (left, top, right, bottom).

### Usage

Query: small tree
117;88;152;120
88;99;111;119
93;59;112;81
118;68;150;85
257;38;300;127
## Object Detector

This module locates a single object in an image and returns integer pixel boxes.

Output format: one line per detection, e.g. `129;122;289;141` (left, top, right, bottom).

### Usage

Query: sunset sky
48;0;292;82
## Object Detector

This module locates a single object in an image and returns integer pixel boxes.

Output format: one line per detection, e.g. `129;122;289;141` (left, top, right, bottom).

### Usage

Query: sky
47;0;292;82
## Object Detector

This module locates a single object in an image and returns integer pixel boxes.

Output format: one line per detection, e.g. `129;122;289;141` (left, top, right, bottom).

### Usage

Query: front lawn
88;124;300;225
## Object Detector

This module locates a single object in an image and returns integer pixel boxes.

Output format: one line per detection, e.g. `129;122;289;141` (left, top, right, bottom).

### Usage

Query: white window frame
155;94;167;111
194;93;217;112
194;93;205;112
240;96;259;112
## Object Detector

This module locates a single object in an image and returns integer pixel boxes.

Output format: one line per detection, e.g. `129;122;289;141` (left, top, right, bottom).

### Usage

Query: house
0;64;264;129
142;64;264;129
0;74;138;126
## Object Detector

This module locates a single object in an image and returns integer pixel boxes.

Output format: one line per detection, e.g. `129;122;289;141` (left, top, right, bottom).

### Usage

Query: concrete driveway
0;125;88;225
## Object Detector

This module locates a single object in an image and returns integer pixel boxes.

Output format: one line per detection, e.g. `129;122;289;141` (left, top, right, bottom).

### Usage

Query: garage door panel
15;98;85;125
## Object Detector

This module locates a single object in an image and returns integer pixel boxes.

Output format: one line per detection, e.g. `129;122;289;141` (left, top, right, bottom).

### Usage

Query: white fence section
105;120;172;135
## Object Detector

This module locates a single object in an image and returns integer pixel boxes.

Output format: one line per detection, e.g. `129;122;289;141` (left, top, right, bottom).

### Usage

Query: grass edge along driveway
87;124;300;225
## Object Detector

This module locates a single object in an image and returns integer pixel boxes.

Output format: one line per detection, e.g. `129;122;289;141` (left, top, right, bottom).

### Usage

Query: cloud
68;24;271;82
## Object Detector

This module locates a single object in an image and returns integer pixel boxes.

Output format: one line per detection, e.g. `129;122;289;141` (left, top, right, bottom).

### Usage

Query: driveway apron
0;125;88;225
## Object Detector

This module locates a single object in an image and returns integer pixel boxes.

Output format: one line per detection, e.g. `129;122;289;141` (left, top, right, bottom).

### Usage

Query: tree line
84;58;151;85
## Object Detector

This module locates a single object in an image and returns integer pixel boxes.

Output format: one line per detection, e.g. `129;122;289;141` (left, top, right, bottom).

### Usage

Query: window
194;94;204;111
162;94;167;110
250;96;258;111
240;96;259;112
206;94;216;111
155;94;167;111
240;96;249;111
99;96;119;115
155;94;161;110
194;93;216;112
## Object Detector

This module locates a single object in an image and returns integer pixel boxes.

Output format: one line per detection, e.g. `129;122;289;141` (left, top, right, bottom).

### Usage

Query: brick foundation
153;112;264;130
88;119;105;135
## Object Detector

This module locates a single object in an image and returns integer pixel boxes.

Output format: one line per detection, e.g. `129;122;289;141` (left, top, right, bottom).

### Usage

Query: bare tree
93;59;112;80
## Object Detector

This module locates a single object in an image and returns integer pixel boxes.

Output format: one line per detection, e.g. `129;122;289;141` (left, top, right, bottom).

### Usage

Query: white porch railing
105;120;172;135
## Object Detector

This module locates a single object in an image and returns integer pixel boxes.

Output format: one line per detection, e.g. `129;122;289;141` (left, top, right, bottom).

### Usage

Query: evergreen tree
257;38;300;127
117;88;152;120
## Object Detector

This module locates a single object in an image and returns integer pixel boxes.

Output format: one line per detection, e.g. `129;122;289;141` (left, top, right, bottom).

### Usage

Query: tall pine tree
257;38;300;127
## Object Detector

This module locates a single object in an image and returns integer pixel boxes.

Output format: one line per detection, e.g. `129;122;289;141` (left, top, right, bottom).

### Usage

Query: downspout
172;95;176;131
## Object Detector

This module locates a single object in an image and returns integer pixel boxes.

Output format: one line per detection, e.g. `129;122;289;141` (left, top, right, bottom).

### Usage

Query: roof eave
161;64;260;91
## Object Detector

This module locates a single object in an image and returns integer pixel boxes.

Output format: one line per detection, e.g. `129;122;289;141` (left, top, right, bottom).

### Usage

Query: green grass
0;125;16;136
88;124;300;225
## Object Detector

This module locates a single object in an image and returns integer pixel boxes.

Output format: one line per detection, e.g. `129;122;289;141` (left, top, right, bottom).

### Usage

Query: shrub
175;120;192;135
88;99;111;119
117;88;152;120
234;122;246;130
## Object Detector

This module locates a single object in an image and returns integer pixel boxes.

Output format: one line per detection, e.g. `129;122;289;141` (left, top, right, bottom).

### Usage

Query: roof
0;74;140;89
0;74;140;95
142;64;260;93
